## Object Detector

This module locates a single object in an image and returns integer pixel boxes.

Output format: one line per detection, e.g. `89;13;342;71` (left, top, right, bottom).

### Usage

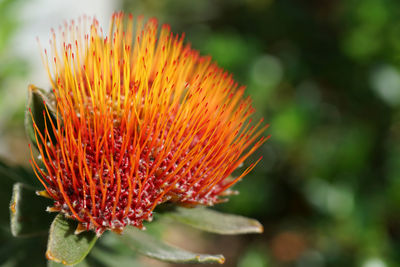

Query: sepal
25;85;58;149
9;183;54;237
46;214;98;266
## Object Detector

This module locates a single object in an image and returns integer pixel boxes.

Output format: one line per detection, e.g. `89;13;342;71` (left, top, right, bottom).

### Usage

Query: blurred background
1;0;399;266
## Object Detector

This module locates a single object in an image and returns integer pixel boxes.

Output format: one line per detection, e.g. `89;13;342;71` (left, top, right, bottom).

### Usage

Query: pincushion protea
29;12;268;236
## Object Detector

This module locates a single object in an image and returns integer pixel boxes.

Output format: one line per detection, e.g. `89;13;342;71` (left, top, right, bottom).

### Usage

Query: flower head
29;12;268;235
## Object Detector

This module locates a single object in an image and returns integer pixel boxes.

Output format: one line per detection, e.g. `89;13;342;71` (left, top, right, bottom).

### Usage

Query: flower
29;12;268;236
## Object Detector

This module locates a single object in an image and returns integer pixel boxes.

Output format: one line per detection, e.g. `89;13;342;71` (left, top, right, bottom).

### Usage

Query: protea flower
29;12;268;236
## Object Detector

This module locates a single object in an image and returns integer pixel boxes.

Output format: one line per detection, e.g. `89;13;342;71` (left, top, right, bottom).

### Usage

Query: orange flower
29;12;268;235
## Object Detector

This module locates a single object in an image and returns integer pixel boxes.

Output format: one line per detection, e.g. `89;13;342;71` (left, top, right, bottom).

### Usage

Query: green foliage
10;183;54;237
161;206;263;234
42;206;262;265
25;85;58;149
118;225;225;264
0;162;48;267
0;160;38;228
47;214;98;266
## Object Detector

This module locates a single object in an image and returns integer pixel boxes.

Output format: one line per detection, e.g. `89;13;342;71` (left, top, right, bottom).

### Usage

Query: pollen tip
28;84;36;92
74;222;86;235
36;190;52;199
46;206;61;213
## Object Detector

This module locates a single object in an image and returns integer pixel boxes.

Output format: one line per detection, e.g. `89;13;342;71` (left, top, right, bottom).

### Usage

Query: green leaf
46;214;98;266
10;183;54;237
0;160;40;230
88;245;141;267
161;207;263;235
0;164;17;227
47;259;90;267
25;85;57;149
118;226;225;264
